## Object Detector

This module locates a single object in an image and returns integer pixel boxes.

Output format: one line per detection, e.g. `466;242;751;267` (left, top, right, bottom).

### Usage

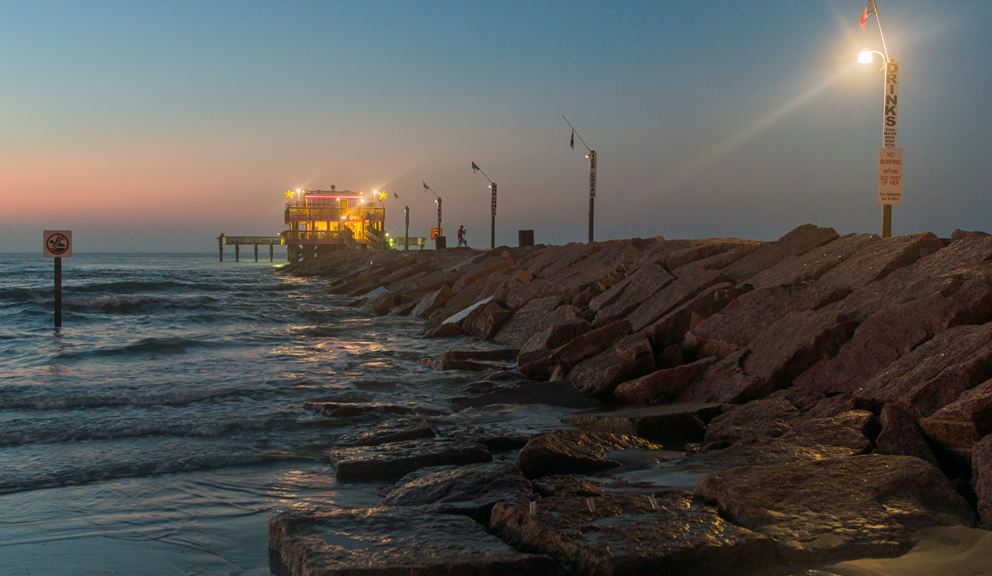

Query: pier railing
281;230;343;242
284;207;384;223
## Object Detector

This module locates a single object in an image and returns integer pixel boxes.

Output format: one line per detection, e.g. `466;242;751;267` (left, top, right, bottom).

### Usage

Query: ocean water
0;252;540;575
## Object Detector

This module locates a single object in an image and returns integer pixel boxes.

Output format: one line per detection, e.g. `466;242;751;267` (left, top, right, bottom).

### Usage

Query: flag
471;161;480;173
394;192;399;200
861;0;876;31
423;181;429;190
570;131;574;150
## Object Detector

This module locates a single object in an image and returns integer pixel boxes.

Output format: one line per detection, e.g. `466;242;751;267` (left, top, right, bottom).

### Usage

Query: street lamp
859;1;901;238
471;162;496;249
392;192;410;250
563;116;597;243
423;181;442;248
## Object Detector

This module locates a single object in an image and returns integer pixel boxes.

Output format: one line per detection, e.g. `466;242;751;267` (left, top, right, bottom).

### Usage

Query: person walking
457;225;468;248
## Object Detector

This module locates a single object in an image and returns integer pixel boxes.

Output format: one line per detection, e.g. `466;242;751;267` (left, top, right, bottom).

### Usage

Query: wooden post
254;244;259;262
219;235;224;262
236;245;240;262
54;257;62;328
270;245;274;261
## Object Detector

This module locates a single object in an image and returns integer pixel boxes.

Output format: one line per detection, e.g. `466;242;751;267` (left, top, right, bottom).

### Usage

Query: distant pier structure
217;235;283;262
219;185;388;263
282;186;387;262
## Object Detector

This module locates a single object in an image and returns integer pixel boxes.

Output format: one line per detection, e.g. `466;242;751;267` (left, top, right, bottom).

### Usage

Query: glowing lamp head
858;50;874;64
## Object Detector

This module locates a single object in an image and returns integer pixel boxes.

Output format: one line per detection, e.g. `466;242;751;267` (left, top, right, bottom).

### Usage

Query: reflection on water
0;462;384;576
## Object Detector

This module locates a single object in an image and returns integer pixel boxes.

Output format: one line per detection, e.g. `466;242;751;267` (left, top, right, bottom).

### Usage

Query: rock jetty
269;225;992;575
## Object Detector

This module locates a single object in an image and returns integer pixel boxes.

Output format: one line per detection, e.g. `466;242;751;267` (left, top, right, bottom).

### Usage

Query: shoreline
273;224;992;575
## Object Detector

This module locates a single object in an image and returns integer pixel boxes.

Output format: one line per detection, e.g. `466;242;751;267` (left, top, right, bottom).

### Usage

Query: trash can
435;236;446;249
518;230;534;247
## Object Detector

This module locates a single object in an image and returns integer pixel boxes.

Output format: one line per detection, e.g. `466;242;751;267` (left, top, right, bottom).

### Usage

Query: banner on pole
878;147;903;205
430;228;442;239
589;151;597;199
883;61;899;148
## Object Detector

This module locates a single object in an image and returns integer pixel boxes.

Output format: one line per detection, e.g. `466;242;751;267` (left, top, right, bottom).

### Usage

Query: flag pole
874;1;889;61
563;116;596;243
562;116;591;152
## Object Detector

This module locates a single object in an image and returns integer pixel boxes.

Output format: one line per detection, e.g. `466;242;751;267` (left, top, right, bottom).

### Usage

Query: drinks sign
883;61;899;148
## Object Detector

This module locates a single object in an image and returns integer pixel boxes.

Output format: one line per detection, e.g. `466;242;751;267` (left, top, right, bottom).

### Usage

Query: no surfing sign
43;230;72;258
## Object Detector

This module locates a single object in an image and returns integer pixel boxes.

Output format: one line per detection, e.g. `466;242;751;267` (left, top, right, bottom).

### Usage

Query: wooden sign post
43;230;72;328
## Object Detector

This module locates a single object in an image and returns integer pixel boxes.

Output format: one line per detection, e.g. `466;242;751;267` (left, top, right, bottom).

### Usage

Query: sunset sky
2;1;990;252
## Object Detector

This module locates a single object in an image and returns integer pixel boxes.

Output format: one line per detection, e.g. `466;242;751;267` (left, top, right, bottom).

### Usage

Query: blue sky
2;1;991;251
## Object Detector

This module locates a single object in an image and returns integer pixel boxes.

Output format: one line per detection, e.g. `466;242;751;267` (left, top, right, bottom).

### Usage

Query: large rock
702;397;800;445
490;491;775;576
825;234;992;324
525;242;602;279
517;320;632;381
510;241;638;309
816;232;945;293
678;310;858;404
876;404;939;466
411;284;453;318
720;224;839;283
744;233;879;290
591;262;675;327
613;357;718;405
794;279;992;395
530;474;607;498
493;296;567;348
685;283;849;358
695;455;976;564
919;378;992;450
639;282;740;351
625;267;731;332
451;380;601;409
974;434;992;529
567;333;656;398
691;410;877;469
336;416;436;447
269;507;554;576
518;319;589;356
378;462;533;525
562;403;724;442
854;322;992;418
516;429;660;479
328;438;492;481
666;243;743;270
462;300;513;340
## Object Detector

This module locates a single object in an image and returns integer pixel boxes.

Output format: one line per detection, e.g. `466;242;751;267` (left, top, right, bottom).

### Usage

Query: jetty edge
269;224;992;576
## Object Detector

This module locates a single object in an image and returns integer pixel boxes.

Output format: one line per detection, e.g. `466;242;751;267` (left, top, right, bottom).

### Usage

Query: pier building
282;186;387;261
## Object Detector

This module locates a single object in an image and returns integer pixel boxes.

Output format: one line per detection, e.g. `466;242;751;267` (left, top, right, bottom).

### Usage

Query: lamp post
423;181;442;248
563;116;596;243
859;1;900;238
393;192;409;250
471;162;496;249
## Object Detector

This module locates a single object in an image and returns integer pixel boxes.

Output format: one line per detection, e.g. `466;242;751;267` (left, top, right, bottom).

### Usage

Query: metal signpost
471;162;497;249
563;116;597;243
588;150;597;242
43;230;72;328
860;0;901;238
423;182;443;248
490;183;497;250
393;192;410;250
